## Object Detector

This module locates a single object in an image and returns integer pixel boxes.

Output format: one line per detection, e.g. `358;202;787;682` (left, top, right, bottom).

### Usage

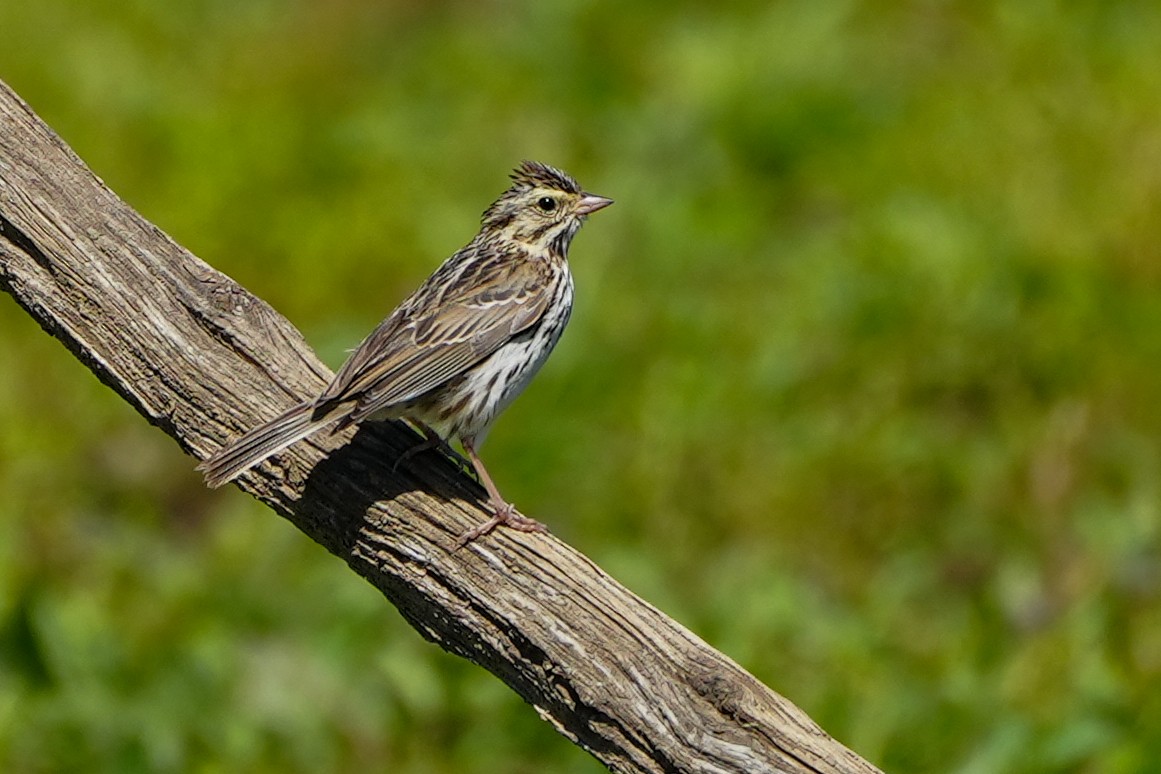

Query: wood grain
0;79;883;774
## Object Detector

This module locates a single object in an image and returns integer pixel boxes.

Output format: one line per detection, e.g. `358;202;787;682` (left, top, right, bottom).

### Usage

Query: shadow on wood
0;79;883;774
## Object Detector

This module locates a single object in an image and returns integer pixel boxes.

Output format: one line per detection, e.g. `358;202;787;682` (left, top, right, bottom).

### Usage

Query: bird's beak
576;193;614;216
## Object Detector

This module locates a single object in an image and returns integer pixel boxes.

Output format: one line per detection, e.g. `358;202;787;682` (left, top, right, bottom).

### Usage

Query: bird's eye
536;196;557;213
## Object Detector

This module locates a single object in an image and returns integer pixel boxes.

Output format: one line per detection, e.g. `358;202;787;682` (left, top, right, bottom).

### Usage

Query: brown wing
315;241;554;418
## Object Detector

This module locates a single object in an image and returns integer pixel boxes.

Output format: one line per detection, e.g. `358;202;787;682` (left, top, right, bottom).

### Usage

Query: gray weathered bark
0;79;883;774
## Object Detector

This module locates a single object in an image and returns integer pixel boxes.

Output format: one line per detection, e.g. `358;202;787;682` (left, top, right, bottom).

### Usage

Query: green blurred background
3;1;1161;771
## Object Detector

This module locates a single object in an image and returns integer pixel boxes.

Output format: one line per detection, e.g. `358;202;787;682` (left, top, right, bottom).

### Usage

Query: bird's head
481;161;613;255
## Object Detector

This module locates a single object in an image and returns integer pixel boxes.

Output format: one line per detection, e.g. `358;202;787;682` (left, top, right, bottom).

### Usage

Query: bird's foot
456;501;549;547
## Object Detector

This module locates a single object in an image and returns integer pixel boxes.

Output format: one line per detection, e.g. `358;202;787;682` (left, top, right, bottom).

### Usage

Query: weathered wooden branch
0;79;882;774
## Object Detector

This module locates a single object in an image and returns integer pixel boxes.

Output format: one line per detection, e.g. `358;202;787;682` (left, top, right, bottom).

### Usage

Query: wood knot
188;264;256;317
691;663;750;723
212;281;255;317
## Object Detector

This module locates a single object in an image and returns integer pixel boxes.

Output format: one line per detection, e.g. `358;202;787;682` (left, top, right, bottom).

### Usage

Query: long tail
198;401;337;488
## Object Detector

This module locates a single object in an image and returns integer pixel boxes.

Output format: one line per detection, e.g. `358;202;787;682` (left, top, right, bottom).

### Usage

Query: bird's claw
456;502;548;547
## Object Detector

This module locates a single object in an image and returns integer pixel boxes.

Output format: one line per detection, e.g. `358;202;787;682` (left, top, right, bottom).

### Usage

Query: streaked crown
480;161;613;256
508;160;582;195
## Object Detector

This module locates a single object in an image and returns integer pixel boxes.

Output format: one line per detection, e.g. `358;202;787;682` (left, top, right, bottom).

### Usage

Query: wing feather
315;242;554;417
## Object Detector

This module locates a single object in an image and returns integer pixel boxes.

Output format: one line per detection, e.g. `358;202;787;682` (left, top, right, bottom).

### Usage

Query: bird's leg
393;421;470;473
457;440;548;546
392;422;441;472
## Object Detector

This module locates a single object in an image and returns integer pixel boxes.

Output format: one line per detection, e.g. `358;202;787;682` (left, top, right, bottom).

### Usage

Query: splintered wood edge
0;79;882;774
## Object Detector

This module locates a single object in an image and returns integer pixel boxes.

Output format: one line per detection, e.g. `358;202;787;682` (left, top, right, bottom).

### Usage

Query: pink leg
457;439;548;545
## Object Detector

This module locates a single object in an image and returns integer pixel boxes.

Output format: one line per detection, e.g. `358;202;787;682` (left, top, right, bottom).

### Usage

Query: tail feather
198;401;336;488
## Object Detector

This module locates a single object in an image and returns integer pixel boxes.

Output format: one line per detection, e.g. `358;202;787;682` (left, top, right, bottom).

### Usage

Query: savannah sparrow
199;161;612;542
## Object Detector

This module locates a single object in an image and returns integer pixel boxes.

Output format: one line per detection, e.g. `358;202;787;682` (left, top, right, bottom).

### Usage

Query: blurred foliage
3;0;1161;771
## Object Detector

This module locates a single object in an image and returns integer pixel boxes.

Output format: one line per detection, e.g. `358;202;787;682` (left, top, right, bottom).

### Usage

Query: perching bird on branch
199;161;613;542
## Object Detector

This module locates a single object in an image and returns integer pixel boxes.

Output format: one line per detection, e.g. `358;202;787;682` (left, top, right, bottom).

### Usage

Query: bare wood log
0;79;883;774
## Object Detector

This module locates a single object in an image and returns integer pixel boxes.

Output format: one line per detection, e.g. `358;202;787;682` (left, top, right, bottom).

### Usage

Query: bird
198;160;613;543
